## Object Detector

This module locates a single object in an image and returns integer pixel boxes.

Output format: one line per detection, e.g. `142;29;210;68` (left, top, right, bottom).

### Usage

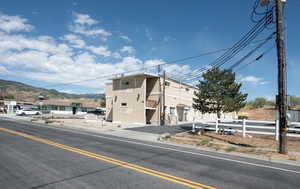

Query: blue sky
0;0;299;100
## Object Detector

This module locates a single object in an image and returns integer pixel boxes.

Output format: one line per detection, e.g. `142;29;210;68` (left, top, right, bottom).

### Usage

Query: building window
170;107;175;115
185;88;190;92
121;102;127;107
121;81;130;86
165;81;170;86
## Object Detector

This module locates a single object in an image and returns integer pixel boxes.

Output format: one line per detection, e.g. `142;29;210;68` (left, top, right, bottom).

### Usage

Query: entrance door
72;107;77;115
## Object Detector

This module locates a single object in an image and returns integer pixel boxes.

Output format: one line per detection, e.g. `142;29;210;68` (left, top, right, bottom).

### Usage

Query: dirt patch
238;106;276;121
162;131;300;162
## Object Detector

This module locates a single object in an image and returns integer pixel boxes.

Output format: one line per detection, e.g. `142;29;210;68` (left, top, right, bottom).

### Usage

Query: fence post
275;120;279;141
192;118;195;133
242;119;246;138
215;118;219;133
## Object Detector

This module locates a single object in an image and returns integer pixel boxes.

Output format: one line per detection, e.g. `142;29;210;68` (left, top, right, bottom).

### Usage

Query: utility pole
161;70;166;126
275;0;288;154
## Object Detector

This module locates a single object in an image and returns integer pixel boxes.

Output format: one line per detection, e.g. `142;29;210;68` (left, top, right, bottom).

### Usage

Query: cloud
86;45;111;57
0;65;10;74
69;12;111;41
120;46;135;54
120;35;131;42
61;34;85;48
73;12;98;25
163;36;176;42
0;14;33;33
240;75;269;85
0;13;192;90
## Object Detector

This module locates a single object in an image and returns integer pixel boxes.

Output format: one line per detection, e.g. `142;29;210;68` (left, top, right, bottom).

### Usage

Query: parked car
87;109;105;115
16;109;42;116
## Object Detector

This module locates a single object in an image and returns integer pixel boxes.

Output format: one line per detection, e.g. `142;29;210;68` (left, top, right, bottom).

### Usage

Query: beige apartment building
105;73;236;125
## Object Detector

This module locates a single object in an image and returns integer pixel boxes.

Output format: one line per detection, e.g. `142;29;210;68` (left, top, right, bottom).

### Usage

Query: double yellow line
0;127;216;189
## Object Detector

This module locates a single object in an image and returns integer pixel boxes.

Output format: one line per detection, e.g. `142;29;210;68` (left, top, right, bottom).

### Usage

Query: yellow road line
0;127;216;189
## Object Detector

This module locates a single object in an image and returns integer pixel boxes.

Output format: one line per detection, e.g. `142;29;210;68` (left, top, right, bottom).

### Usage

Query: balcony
146;100;158;109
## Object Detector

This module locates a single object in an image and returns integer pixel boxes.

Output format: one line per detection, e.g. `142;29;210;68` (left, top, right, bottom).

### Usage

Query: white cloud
120;46;135;54
0;14;33;33
0;13;193;90
240;75;269;85
61;34;85;48
120;35;131;42
86;45;111;57
0;65;10;74
163;36;176;42
73;12;98;25
69;12;111;41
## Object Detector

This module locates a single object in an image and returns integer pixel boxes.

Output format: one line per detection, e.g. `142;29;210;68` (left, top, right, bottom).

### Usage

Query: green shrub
238;115;248;120
225;146;237;152
45;120;55;124
199;139;210;146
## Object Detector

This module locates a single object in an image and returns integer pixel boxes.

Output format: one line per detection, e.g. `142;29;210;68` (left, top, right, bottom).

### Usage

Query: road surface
1;118;300;189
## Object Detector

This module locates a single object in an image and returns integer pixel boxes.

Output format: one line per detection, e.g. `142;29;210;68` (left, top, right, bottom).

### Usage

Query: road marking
3;119;300;174
28;122;300;175
0;127;216;189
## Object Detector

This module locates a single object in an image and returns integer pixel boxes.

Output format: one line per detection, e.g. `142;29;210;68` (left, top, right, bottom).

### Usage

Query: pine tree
193;68;247;120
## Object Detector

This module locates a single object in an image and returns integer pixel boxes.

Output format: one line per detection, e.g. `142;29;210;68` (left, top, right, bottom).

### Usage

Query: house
105;73;236;125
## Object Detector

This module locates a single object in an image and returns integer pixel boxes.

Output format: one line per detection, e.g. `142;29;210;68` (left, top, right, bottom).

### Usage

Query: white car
16;109;42;116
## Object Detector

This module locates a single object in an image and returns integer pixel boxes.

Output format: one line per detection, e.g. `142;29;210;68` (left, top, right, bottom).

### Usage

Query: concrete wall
105;74;236;125
110;76;146;124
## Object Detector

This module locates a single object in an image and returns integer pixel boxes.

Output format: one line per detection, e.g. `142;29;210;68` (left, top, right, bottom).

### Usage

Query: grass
45;120;56;124
198;139;210;146
225;146;237;152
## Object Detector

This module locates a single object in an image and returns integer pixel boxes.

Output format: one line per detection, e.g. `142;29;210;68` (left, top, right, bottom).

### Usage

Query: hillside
0;79;105;103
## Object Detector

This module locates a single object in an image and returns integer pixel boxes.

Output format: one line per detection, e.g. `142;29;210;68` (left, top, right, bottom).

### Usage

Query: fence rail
192;119;300;140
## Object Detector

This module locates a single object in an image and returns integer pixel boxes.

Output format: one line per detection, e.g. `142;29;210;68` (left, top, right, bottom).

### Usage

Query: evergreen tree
193;68;248;119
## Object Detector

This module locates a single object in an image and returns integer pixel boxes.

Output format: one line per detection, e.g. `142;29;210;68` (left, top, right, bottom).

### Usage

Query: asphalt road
1;119;300;189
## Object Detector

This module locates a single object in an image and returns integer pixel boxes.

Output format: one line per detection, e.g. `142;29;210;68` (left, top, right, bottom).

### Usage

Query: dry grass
238;105;276;121
163;131;300;162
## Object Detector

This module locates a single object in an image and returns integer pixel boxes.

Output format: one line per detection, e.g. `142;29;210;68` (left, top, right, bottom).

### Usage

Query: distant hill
0;79;105;102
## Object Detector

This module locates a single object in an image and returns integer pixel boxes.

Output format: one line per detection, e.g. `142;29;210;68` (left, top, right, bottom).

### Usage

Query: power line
229;32;275;70
43;38;268;89
235;44;275;71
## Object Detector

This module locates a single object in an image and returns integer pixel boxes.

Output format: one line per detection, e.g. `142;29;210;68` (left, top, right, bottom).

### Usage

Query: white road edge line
4;118;300;175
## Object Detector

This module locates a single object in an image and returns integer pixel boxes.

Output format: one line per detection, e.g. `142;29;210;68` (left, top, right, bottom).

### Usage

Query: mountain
0;79;105;102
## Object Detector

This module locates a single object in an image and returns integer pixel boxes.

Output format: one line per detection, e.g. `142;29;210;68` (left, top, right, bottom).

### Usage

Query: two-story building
105;73;236;125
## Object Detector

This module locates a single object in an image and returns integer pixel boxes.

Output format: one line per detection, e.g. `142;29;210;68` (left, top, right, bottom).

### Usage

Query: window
121;81;130;86
121;103;127;107
185;88;190;92
165;81;170;86
170;107;175;115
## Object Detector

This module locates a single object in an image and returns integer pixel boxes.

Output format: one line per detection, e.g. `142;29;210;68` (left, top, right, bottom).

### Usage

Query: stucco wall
111;76;146;124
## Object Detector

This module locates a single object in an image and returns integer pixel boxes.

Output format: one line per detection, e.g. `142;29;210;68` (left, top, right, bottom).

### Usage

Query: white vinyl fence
193;119;300;140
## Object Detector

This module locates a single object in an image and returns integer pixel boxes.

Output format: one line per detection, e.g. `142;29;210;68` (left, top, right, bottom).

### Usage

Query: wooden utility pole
161;70;166;126
275;0;288;154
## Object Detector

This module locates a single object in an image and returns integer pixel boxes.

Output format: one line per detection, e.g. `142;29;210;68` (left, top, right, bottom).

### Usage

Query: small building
105;73;235;125
37;99;97;115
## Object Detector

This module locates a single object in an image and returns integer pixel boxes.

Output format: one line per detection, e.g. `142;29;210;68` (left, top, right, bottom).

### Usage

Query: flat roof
108;72;197;89
109;72;158;80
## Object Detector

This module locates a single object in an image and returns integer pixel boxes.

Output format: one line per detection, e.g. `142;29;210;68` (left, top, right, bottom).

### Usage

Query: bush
225;146;237;152
238;115;248;120
198;139;210;146
247;97;275;109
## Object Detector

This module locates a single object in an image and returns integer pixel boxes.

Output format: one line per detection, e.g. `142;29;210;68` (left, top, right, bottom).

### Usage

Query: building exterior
37;99;97;115
106;73;236;125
